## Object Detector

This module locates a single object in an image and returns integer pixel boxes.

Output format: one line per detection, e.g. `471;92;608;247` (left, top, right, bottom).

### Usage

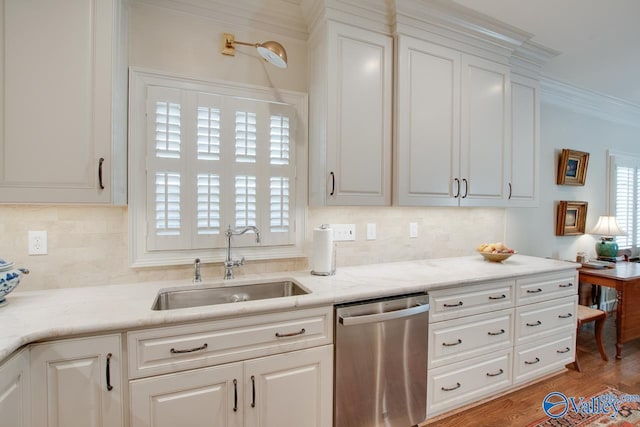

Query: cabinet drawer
429;280;514;322
429;308;514;369
515;295;577;345
127;306;332;379
427;349;512;417
516;271;578;305
514;332;575;384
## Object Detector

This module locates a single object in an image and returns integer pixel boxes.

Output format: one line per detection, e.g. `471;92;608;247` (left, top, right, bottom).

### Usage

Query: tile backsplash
1;205;504;291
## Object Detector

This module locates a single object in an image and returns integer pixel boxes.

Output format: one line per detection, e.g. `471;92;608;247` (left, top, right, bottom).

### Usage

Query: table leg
616;288;623;359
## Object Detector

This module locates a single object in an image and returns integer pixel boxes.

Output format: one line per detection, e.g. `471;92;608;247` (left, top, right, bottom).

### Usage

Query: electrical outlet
331;224;356;241
409;222;418;238
28;230;48;255
366;223;376;240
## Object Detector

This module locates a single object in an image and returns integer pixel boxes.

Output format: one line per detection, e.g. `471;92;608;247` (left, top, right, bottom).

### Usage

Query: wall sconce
221;33;288;69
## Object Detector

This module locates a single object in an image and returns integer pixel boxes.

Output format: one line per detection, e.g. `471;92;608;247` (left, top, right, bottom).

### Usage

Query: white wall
506;102;640;261
130;2;308;92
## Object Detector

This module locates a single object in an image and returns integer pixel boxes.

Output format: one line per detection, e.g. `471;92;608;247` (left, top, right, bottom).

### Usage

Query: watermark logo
542;391;640;419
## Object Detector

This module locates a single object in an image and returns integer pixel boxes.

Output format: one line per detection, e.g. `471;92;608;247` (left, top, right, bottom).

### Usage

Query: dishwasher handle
339;303;430;326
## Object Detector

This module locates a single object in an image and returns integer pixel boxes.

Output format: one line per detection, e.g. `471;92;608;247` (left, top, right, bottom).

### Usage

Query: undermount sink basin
151;280;309;311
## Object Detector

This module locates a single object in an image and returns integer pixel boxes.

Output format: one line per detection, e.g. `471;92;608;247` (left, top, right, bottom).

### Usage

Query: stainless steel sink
151;280;309;311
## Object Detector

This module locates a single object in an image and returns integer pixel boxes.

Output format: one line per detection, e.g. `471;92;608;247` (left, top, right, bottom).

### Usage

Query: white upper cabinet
309;21;392;206
0;0;126;204
395;36;460;206
395;36;511;207
507;74;540;207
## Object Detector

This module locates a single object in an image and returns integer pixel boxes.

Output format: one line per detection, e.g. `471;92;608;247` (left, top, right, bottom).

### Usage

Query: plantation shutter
612;154;640;250
146;86;190;250
145;87;296;251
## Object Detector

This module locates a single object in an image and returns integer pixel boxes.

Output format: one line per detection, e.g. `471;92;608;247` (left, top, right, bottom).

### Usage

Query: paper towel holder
311;224;336;276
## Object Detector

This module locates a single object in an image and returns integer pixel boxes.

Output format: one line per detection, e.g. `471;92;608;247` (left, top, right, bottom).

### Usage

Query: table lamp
589;215;626;258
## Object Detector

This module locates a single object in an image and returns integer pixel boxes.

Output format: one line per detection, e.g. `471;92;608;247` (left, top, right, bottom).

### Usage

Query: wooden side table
578;262;640;359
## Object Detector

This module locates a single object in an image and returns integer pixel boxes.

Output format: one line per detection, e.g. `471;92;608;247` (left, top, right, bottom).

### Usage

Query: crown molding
511;40;561;78
134;0;309;40
541;76;640;128
301;0;391;36
393;0;534;62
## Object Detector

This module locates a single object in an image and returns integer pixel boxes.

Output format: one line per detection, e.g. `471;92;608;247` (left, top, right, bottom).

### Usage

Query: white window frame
129;68;308;267
608;150;640;254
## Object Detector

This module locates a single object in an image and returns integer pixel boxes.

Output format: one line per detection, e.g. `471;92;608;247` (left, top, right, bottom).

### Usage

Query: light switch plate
409;222;418;238
366;223;376;240
331;224;356;241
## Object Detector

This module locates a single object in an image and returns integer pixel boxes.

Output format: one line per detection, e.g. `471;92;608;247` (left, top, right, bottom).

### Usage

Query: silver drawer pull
526;288;543;294
486;369;504;377
489;294;506;300
441;382;461;392
488;329;505;336
170;343;208;354
275;328;306;338
558;313;573;319
557;347;571;354
559;283;573;288
524;357;540;365
443;301;463;308
442;339;462;347
526;320;542;327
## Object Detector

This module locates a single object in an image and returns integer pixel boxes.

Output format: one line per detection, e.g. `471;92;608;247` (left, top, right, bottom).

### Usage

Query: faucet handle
234;256;246;267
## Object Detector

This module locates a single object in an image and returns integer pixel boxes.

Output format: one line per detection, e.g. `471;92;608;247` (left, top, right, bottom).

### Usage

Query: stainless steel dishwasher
334;293;429;427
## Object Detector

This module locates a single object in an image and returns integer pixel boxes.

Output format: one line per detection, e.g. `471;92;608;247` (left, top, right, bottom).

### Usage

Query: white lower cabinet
0;347;30;427
429;308;514;369
427;349;512;417
427;270;578;419
130;345;333;427
514;332;576;385
130;362;244;427
245;345;333;427
30;334;124;427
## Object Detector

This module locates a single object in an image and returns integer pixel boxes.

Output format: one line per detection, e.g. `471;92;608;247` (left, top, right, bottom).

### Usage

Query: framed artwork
556;201;588;236
557;149;589;185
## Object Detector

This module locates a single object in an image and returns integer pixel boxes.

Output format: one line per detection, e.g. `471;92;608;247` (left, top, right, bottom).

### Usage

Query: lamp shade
589;216;626;258
589;216;625;237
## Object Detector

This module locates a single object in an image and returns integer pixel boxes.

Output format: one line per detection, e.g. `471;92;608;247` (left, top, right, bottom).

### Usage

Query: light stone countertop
0;254;578;362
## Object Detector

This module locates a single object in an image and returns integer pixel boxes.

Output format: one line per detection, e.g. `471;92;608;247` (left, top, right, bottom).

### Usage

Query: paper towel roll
311;225;334;275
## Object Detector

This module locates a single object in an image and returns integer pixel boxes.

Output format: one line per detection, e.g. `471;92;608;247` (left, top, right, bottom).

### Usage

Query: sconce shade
256;41;288;68
221;33;288;69
589;216;626;258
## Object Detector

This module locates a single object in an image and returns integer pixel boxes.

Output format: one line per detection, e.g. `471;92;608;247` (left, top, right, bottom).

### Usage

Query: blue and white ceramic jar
0;259;29;307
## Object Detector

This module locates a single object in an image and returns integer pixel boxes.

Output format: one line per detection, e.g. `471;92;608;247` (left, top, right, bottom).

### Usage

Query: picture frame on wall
557;149;589;185
556;201;588;236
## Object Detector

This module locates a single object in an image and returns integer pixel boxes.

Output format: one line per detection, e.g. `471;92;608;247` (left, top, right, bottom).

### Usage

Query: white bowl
478;251;516;263
0;268;29;306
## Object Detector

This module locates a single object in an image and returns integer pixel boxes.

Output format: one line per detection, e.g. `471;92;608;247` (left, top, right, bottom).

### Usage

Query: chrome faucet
224;225;261;279
192;258;202;283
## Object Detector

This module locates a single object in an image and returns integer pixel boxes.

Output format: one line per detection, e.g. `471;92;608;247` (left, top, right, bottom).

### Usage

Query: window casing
129;70;307;267
609;151;640;253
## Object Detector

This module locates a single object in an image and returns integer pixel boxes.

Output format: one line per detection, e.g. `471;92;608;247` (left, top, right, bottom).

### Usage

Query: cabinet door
0;0;125;203
0;348;30;427
326;22;392;206
129;362;243;427
460;55;511;206
508;74;539;207
395;36;461;206
244;345;333;427
30;334;123;427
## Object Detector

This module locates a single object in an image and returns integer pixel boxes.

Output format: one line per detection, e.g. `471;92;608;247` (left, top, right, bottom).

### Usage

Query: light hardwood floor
427;314;640;426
